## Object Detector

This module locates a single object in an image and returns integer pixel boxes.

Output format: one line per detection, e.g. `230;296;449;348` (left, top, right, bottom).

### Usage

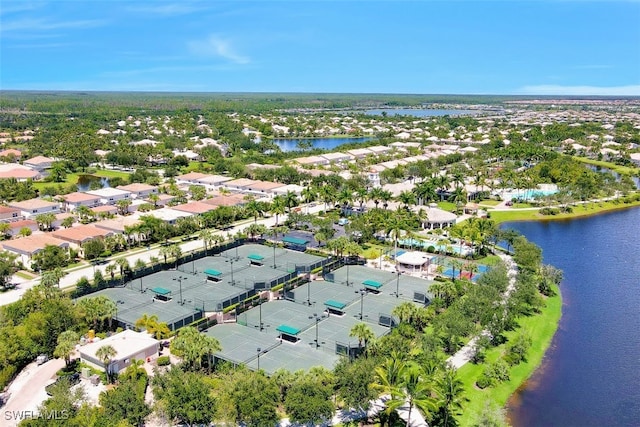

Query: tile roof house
23;156;55;172
0;168;42;181
85;188;132;205
170;201;218;215
1;234;69;268
52;225;113;248
61;192;102;211
116;183;159;199
7;219;39;237
8;199;60;218
0;206;22;222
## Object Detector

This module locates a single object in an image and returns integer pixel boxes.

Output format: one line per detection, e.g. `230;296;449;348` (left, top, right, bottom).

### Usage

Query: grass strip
455;283;562;426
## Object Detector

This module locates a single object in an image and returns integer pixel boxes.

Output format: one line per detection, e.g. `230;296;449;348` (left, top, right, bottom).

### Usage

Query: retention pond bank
504;207;640;426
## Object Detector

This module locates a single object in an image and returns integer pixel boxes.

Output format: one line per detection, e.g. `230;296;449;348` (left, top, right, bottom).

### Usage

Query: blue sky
1;1;639;95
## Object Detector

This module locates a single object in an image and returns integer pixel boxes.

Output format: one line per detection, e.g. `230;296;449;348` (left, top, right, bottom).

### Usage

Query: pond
273;136;374;152
77;174;110;191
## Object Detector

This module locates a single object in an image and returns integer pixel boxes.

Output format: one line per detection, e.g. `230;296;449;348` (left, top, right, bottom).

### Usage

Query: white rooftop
86;188;132;198
80;330;158;363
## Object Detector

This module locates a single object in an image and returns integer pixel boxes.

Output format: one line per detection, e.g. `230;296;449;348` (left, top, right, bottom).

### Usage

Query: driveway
3;358;65;426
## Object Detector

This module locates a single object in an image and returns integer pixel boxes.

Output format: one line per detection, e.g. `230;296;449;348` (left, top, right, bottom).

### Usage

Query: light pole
259;300;264;331
140;277;143;293
173;276;186;305
229;259;235;285
256;347;261;370
345;258;351;286
314;313;320;348
396;271;401;298
358;288;366;320
273;242;277;269
307;281;312;306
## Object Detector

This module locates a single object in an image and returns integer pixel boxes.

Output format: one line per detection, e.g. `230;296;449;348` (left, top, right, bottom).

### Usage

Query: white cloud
518;84;640;96
0;17;105;33
187;35;250;65
126;3;208;16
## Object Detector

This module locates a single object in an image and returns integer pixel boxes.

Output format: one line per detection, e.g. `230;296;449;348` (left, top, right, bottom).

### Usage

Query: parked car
36;354;48;365
337;218;349;226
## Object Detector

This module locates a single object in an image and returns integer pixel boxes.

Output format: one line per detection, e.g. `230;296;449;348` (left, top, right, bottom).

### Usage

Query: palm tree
319;185;337;212
0;222;10;240
199;229;214;253
392;302;417;325
246;223;267;240
450;259;464;281
61;216;75;229
436;368;465;427
349;322;375;349
283;190;299;214
301;186;317;213
116;199;132;216
269;195;287;227
95;344;117;382
40;267;66;288
369;187;385;209
35;212;56;231
148;193;160;208
54;330;79;367
397;190;417;210
449;186;467;214
387;362;437;427
105;263;117;281
115;258;130;284
244;196;264;224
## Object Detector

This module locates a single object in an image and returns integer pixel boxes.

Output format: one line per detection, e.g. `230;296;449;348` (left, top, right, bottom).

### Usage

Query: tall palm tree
349;322;375;348
436;368;465;427
115;258;130;284
387;362;437;427
269;195;287;227
40;267;66;288
397;190;417;210
95;344;117;382
392;302;417;325
283;190;299;214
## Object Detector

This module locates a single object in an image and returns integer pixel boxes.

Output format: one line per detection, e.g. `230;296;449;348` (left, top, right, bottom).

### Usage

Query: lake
504;207;640;426
274;136;373;152
365;108;480;117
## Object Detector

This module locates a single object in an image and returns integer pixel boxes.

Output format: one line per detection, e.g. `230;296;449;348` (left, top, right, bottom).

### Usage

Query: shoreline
489;199;640;224
455;281;562;425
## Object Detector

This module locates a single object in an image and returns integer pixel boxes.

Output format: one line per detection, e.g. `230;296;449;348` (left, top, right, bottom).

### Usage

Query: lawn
478;200;501;207
32;169;131;191
572;156;640;176
455;283;562;426
437;201;457;212
489;198;640;224
360;243;390;260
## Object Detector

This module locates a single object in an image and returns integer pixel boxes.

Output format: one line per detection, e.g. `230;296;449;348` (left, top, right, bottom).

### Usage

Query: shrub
426;246;436;253
476;373;493;389
505;333;532;366
488;359;511;382
157;356;171;366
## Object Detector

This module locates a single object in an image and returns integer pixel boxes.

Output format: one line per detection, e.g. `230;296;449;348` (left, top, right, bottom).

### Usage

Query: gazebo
419;206;457;230
396;251;431;273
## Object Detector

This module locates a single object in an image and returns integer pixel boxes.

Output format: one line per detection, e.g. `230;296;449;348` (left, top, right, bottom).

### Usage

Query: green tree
53;330;79;367
40;267;66;288
35;212;56;231
99;375;150;427
333;357;377;411
349;322;375;349
284;373;335;425
0;250;18;290
230;369;280;427
82;238;106;260
153;367;216;427
32;244;70;272
95;344;117;381
435;368;465;427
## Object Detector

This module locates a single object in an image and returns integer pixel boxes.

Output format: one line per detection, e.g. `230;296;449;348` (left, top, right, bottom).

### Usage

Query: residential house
23;156;55;172
52;225;113;253
116;183;159;199
7;219;39;237
79;330;159;375
0;206;21;222
61;192;101;212
85;188;132;205
1;234;69;269
8;199;60;219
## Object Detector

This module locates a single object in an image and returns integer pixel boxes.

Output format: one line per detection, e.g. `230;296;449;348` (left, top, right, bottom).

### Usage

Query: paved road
2;359;65;426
